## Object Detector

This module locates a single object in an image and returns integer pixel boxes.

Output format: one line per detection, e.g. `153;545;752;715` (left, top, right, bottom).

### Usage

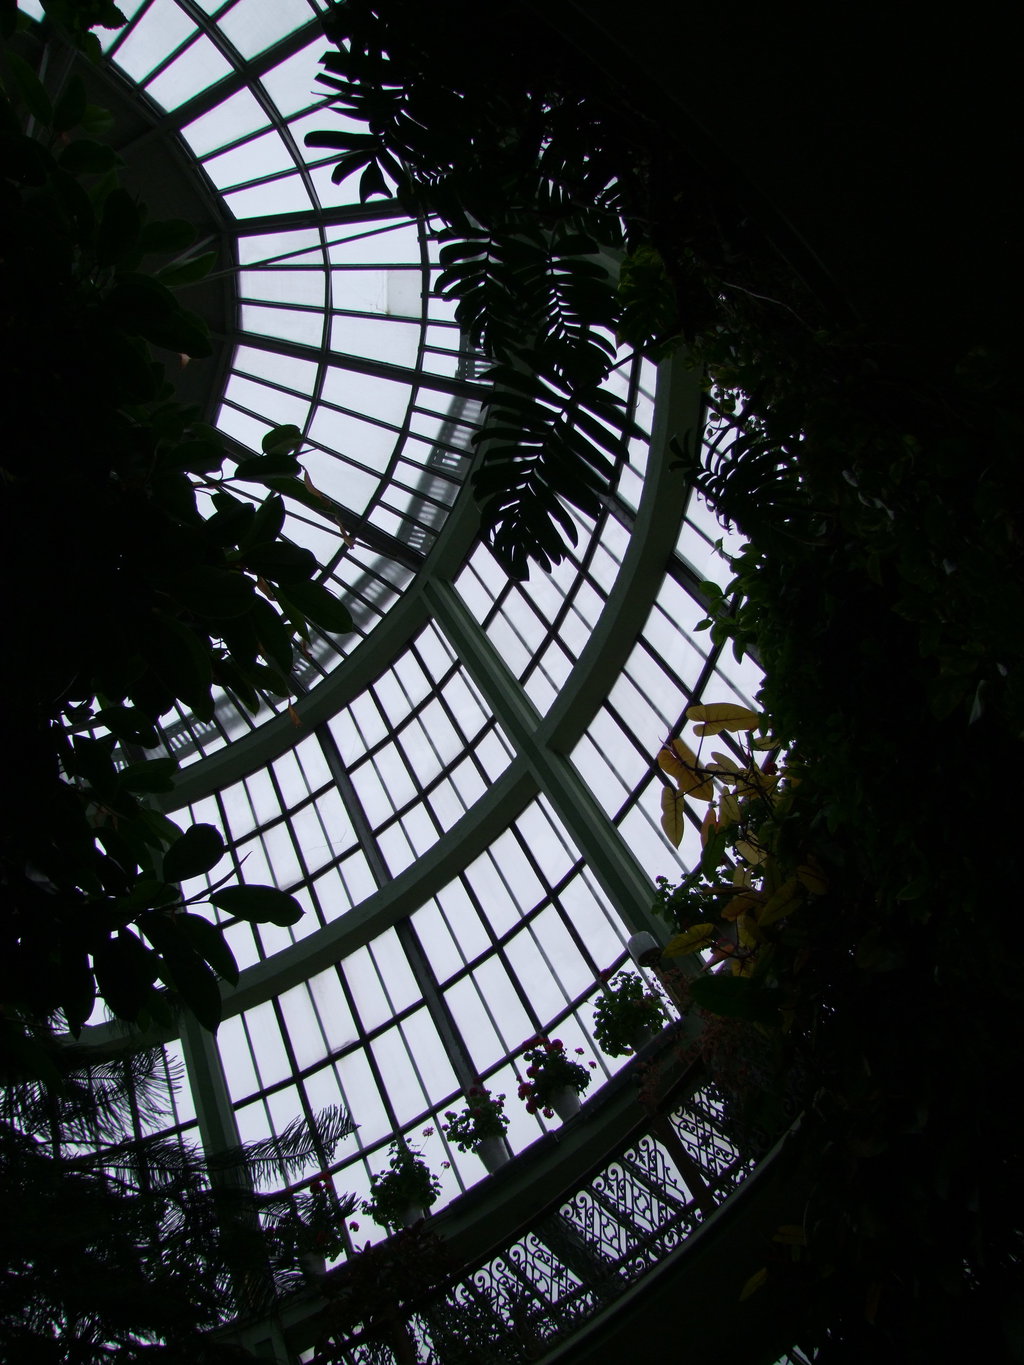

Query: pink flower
349;1221;360;1231
441;1161;451;1169
525;1101;536;1114
543;1109;554;1119
526;1066;537;1077
589;1061;597;1069
574;1047;584;1055
422;1126;435;1137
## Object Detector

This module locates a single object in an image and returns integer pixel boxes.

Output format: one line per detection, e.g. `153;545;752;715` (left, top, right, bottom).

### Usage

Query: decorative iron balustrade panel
669;1084;743;1179
305;1085;768;1364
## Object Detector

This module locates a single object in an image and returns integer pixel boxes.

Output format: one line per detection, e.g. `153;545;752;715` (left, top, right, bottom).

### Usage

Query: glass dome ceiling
28;0;762;1252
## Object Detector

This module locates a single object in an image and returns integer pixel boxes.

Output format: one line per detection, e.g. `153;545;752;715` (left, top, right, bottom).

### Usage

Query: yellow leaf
758;876;803;927
720;791;741;825
688;703;762;736
664;924;717;957
739;1267;768;1301
700;805;717;847
796;860;828;895
737;911;759;948
751;735;777;750
772;1225;807;1246
658;737;699;780
679;764;716;802
732;865;754;888
721;890;764;921
736;839;768;866
660;743;715;801
660;786;686;847
709;751;741;773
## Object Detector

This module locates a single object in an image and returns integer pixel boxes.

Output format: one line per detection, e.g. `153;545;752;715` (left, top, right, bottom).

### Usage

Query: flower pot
298;1251;326;1281
475;1136;510;1172
400;1203;427;1227
549;1087;581;1121
628;1021;659;1053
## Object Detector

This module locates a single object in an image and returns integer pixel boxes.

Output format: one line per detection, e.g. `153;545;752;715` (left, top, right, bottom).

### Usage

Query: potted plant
361;1139;442;1232
278;1172;354;1280
442;1085;510;1171
517;1037;594;1121
592;970;668;1057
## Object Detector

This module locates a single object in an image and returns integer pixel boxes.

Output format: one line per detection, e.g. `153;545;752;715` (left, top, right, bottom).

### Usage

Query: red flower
525;1101;537;1114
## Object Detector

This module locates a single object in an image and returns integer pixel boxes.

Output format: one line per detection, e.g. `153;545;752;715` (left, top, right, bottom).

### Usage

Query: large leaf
664;924;717;957
686;703;762;736
261;423;304;456
92;931;159;1022
142;913;222;1031
162;824;225;883
119;757;179;794
688;973;781;1023
660;785;686;847
209;885;303;926
177;913;239;986
277;579;354;635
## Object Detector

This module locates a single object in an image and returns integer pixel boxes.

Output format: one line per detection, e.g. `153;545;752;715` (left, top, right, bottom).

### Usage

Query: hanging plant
361;1139;442;1231
517;1037;593;1115
591;970;668;1057
441;1085;509;1153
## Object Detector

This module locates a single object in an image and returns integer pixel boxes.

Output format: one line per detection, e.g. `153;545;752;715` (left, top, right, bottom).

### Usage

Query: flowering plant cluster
361;1137;442;1231
592;970;668;1057
517;1037;593;1114
279;1171;354;1263
441;1085;509;1152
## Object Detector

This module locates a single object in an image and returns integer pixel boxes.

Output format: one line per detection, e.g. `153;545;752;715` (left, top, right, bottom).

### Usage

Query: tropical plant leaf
162;824;225;883
209;885;303;926
687;703;762;735
660;786;686;847
663;924;716;957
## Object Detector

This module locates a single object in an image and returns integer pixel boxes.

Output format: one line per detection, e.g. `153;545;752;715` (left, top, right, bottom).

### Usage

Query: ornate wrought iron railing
300;1071;764;1365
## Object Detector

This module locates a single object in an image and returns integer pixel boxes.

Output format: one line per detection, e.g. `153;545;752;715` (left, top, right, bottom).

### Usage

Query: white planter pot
628;1021;659;1053
549;1087;581;1121
475;1136;510;1172
298;1251;326;1281
399;1203;426;1228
